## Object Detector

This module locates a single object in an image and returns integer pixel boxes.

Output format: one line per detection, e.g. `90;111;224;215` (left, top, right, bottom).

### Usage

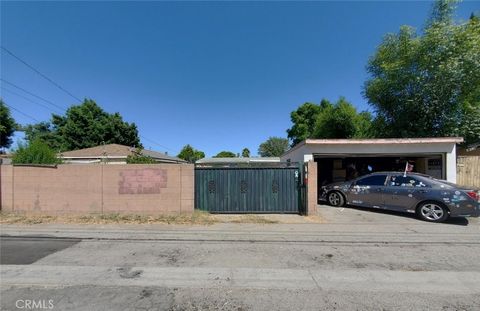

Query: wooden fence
457;156;480;188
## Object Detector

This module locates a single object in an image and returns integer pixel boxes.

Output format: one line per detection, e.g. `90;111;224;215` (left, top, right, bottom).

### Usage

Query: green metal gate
195;166;302;213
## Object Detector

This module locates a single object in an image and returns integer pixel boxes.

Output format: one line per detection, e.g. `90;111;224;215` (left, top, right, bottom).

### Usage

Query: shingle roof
59;144;186;163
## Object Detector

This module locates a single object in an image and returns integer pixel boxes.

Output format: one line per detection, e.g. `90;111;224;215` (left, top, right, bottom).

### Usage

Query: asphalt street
1;206;480;310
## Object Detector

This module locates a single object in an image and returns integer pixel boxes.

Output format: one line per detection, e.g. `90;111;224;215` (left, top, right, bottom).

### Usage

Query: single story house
59;144;187;164
280;137;463;203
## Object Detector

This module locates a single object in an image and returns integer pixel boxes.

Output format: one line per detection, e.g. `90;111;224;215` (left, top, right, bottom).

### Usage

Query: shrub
12;139;60;165
126;149;156;164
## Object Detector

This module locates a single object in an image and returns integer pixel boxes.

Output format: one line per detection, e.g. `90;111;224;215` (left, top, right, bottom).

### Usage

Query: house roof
59;144;186;163
196;157;280;164
282;137;464;157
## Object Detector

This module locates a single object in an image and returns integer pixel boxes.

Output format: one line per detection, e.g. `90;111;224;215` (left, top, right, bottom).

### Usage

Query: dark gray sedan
320;172;480;222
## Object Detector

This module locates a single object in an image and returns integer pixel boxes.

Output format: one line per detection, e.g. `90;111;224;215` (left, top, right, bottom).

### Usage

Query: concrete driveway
1;207;479;310
316;203;476;226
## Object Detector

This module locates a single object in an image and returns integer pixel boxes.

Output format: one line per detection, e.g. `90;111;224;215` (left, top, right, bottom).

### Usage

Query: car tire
327;191;345;207
416;201;449;223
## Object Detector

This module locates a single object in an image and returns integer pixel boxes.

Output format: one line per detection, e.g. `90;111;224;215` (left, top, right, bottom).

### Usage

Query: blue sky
1;1;478;156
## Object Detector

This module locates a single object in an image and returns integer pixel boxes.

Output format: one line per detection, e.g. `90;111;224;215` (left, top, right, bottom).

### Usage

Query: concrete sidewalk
3;265;480;294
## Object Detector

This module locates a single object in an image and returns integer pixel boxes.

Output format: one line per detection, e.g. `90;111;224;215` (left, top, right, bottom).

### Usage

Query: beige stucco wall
306;160;318;216
0;164;194;215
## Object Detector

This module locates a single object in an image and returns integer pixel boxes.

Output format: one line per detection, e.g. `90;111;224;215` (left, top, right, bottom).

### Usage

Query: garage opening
315;154;444;201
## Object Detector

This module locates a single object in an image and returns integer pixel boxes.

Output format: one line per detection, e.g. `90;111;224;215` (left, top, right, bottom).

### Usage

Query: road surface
1;207;480;310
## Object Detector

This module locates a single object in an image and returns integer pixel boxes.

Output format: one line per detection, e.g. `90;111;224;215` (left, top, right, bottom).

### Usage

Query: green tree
24;99;142;151
364;0;480;144
286;102;321;146
314;97;373;139
12;139;60;165
24;122;63;151
0;100;16;149
258;137;289;157
241;148;250;157
177;144;205;163
126;148;156;164
214;151;237;158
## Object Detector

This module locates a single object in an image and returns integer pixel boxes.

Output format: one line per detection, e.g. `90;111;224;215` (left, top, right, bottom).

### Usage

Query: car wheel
416;201;449;223
327;191;345;207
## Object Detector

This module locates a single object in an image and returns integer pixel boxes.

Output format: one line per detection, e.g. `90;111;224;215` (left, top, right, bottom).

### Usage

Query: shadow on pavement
0;236;81;265
343;205;470;226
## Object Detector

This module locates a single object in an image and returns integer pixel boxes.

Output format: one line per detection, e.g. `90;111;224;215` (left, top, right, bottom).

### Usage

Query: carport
280;138;463;211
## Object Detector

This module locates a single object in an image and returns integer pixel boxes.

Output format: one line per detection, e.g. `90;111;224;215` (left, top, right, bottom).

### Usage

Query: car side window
355;175;387;186
389;175;428;188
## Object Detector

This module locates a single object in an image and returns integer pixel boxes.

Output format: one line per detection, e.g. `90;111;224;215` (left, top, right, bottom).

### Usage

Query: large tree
24;122;63;151
24;99;142;151
258;137;289;157
364;0;480;144
314;98;373;139
177;144;205;163
0;100;16;149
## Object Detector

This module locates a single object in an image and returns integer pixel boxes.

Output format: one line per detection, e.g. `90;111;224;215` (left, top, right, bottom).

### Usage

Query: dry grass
0;211;320;225
227;215;279;224
0;210;216;225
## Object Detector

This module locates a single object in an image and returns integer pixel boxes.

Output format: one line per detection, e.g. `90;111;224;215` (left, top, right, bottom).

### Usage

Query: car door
348;174;388;208
383;175;429;212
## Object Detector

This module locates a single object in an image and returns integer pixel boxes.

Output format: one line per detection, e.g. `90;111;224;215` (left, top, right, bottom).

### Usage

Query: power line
1;46;83;102
0;78;67;112
140;135;176;153
1;47;176;154
1;86;64;114
2;102;40;123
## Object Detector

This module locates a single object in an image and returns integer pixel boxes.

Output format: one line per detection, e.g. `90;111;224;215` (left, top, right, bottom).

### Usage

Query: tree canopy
241;148;250;157
214;151;237;158
0;100;16;149
24;99;142;151
177;144;205;163
258;137;289;157
286;98;373;145
364;0;480;144
286;102;321;146
314;98;373;139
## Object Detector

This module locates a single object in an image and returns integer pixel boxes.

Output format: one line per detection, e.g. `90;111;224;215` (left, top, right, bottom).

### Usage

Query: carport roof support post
306;160;317;216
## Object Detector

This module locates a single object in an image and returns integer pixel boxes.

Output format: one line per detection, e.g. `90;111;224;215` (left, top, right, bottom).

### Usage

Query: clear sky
1;1;478;156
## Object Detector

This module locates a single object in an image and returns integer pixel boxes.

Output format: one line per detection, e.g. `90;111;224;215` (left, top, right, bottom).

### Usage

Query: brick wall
0;164;194;215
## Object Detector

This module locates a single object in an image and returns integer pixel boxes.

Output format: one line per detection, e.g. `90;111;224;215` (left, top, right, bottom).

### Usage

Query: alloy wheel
329;192;341;206
420;203;444;221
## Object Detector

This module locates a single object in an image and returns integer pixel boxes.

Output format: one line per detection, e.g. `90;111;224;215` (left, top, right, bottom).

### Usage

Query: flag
403;161;414;177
